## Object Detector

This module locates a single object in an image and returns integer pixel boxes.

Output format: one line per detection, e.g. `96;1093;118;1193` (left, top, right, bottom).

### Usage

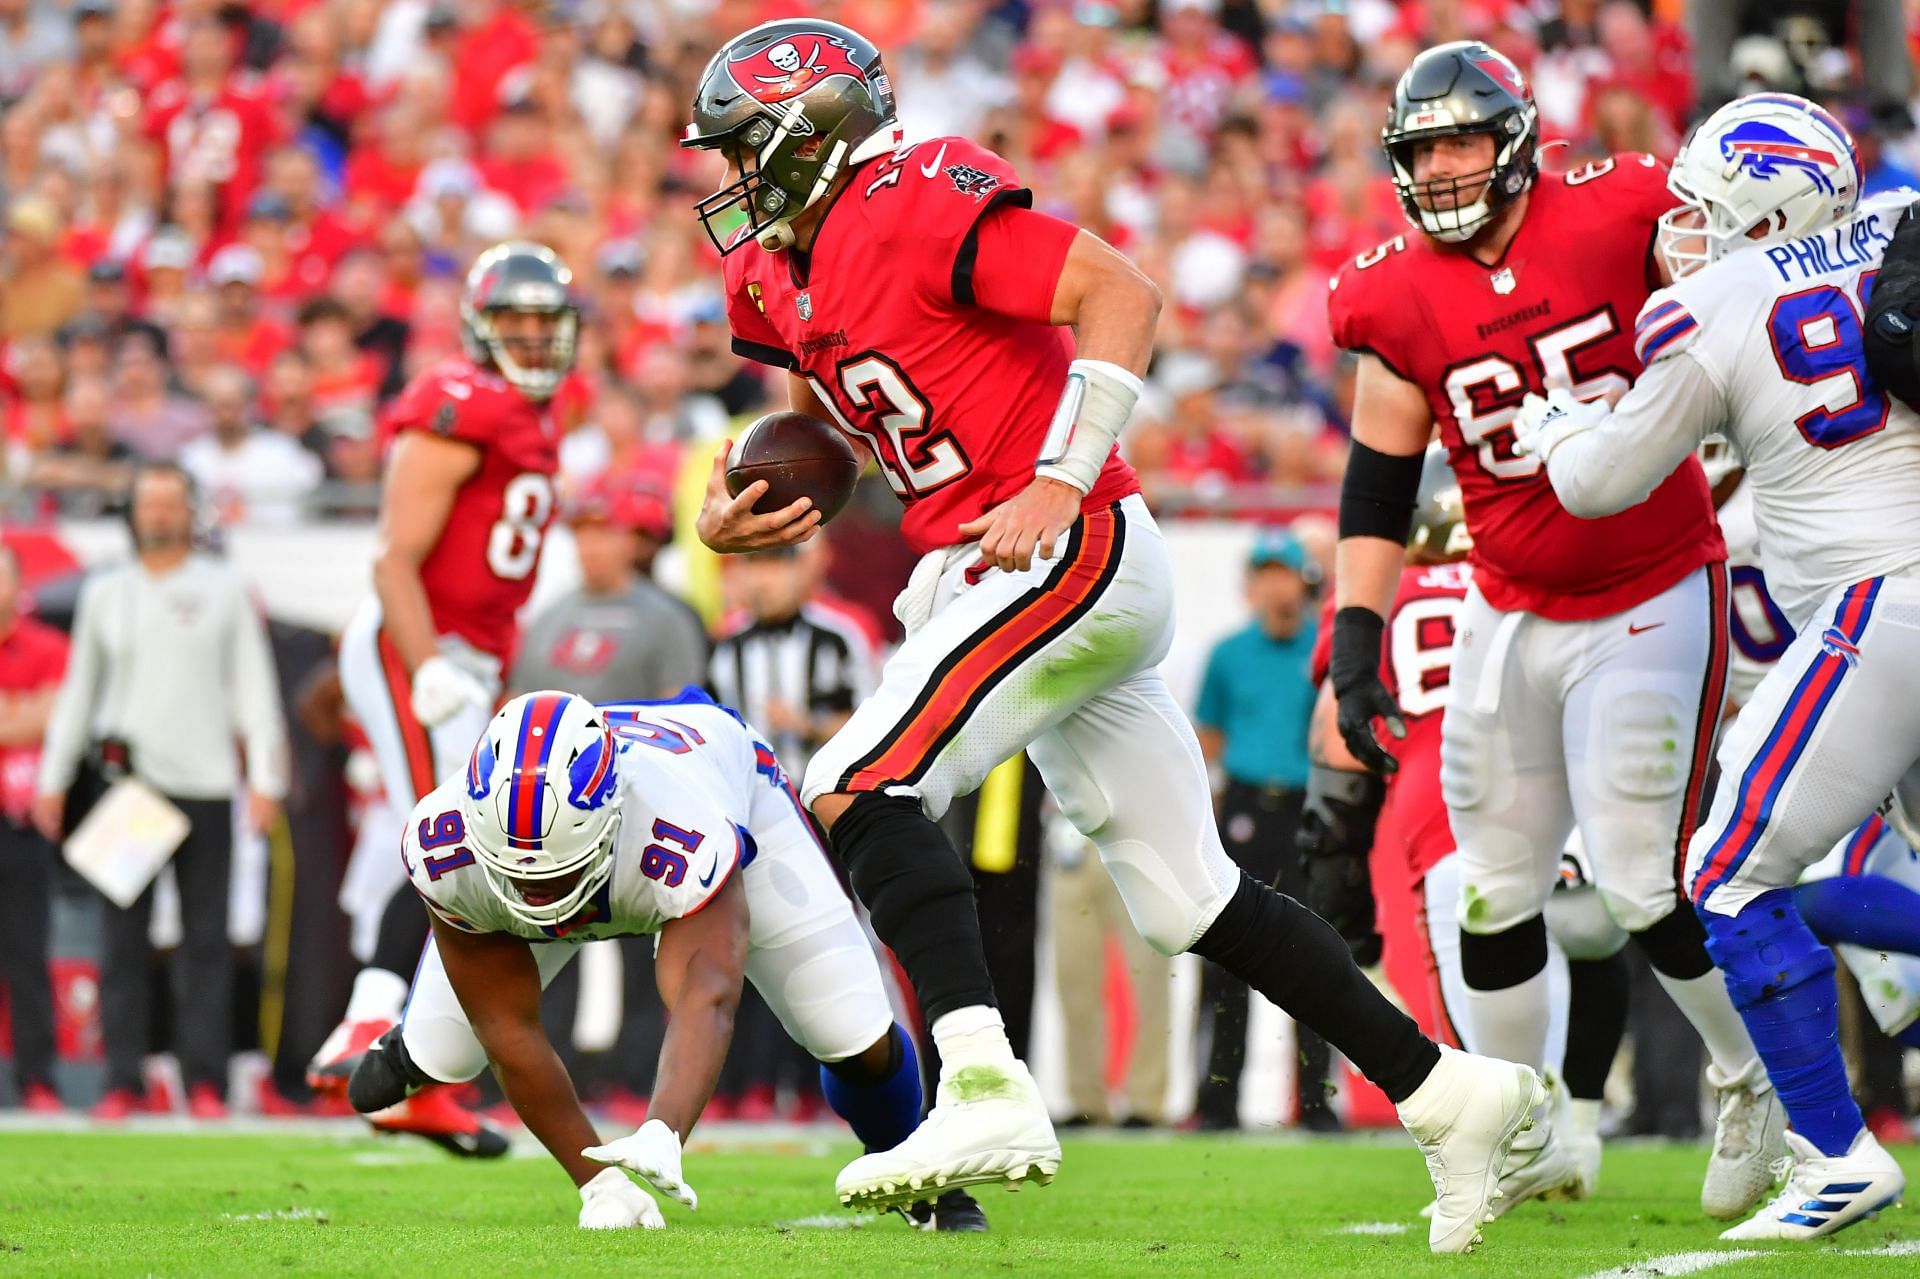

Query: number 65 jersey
405;693;774;941
1609;188;1920;629
1329;154;1724;622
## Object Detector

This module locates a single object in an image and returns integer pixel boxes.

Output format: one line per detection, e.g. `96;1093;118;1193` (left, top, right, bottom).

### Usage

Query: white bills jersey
1548;188;1920;629
1718;481;1795;711
405;690;781;940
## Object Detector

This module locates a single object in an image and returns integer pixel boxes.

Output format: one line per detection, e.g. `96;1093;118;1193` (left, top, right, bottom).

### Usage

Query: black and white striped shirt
709;601;877;776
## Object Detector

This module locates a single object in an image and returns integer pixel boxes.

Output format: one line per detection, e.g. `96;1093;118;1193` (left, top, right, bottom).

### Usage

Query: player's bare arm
428;914;604;1188
372;430;481;673
643;873;750;1140
1330;354;1430;772
959;230;1162;573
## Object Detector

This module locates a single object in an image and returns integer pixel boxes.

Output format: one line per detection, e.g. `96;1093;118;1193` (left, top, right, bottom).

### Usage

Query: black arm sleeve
1337;439;1424;544
1865;201;1920;410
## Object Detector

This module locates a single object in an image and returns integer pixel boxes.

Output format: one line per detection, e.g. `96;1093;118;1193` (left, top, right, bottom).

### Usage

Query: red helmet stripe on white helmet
506;692;570;851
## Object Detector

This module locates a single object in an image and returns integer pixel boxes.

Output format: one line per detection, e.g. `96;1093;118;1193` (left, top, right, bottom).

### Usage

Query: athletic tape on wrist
1036;358;1142;493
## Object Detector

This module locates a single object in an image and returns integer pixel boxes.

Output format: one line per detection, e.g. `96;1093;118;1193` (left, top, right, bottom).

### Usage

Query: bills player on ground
1303;448;1630;1199
684;19;1542;1255
308;243;577;1154
345;690;939;1230
1327;41;1776;1221
1515;92;1920;1235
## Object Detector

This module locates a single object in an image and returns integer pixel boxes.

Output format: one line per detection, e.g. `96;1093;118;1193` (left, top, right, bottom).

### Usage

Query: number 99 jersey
1328;155;1724;623
405;692;772;940
378;356;567;665
1629;188;1920;630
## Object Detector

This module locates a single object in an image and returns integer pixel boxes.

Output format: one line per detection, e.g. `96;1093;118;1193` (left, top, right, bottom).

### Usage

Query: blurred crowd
3;0;1917;525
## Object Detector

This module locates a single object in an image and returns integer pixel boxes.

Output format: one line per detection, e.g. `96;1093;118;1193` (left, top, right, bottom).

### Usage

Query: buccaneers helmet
681;20;899;255
1383;42;1538;243
1409;445;1470;561
460;242;579;402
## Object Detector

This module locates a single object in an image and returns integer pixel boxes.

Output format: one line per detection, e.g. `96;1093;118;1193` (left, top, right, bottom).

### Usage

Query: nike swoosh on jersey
920;143;948;178
697;850;720;888
1627;622;1665;635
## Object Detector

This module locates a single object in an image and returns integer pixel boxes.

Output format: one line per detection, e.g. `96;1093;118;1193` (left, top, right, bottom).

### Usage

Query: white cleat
835;1058;1060;1211
1490;1075;1585;1219
1719;1129;1904;1240
1702;1060;1789;1220
1396;1045;1545;1255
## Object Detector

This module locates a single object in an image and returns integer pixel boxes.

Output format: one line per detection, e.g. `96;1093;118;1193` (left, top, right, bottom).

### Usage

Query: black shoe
1118;1115;1156;1130
899;1188;989;1232
1056;1113;1099;1129
347;1026;414;1114
1191;1108;1239;1132
1296;1105;1345;1135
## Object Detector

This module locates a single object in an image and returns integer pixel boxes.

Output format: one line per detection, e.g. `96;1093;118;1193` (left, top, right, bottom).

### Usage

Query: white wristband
1035;358;1142;494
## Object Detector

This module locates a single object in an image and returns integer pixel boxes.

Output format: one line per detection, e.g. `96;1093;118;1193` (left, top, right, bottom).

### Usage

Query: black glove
1328;606;1406;774
1295;763;1387;967
1865;200;1920;410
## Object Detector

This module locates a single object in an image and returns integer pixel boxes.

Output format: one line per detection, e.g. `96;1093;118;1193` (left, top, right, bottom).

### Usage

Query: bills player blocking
1326;41;1781;1221
307;244;579;1153
344;690;955;1231
682;18;1543;1255
1513;91;1919;1239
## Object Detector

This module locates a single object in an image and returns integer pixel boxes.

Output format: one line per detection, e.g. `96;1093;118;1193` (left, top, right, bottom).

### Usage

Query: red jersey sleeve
1310;593;1336;686
1570;153;1673;291
966;204;1079;324
382;364;502;448
885;138;1038;311
1326;235;1420;382
722;248;797;371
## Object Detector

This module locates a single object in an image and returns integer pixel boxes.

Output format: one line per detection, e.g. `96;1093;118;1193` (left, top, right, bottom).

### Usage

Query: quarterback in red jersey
1305;448;1631;1199
685;20;1543;1255
1326;41;1773;1221
307;243;577;1156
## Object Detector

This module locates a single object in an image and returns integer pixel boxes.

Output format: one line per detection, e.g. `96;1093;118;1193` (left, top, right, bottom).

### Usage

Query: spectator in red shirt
1159;0;1257;146
207;244;295;377
0;542;71;1113
475;93;570;216
1129;353;1257;508
448;0;539;137
3;335;67;466
295;296;381;421
263;146;367;291
142;17;286;233
343;102;428;220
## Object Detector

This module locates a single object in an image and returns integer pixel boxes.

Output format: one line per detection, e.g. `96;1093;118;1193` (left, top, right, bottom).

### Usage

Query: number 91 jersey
405;694;762;941
1328;155;1724;622
378;357;565;664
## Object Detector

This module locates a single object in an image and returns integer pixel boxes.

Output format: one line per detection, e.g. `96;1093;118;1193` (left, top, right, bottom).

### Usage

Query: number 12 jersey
723;136;1138;555
1328;154;1724;621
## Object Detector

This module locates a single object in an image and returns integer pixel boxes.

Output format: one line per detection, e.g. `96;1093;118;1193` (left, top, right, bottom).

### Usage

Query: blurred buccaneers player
683;19;1543;1255
308;242;579;1155
1325;41;1775;1218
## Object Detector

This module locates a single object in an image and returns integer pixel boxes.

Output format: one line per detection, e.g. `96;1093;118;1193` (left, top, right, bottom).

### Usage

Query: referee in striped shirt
709;541;876;779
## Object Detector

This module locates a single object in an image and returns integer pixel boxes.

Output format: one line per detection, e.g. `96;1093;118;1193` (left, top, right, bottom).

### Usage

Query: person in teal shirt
1191;527;1334;1131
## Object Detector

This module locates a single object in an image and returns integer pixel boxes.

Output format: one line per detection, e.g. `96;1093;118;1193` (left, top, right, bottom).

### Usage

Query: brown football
724;411;860;523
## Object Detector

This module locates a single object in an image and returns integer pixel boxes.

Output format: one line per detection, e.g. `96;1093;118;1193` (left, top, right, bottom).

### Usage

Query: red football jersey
379;358;562;665
1312;561;1473;885
1328;155;1724;622
724;137;1139;555
143;75;285;230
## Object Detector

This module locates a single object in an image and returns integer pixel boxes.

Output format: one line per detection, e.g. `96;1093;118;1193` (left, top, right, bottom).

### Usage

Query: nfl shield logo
1490;267;1516;295
796;292;813;321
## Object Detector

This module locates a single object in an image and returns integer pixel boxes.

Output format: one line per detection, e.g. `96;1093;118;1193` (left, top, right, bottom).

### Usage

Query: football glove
1512;388;1608;462
410;654;491;728
1296;764;1387;968
583;1119;698;1211
578;1167;665;1230
1329;607;1405;774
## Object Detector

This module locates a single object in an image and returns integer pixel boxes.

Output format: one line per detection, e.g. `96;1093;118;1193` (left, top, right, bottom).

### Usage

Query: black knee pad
347;1025;428;1114
1632;898;1714;981
1459;913;1549;991
819;1024;902;1088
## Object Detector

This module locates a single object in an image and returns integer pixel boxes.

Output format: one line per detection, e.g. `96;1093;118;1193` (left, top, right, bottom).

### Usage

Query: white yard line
1578;1238;1920;1279
1334;1222;1409;1235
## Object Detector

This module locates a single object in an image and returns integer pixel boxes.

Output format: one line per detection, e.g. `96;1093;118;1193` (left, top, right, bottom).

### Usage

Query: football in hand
724;411;860;524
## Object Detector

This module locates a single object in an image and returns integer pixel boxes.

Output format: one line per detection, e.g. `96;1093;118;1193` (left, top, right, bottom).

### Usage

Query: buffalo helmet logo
1720;121;1842;196
730;32;865;105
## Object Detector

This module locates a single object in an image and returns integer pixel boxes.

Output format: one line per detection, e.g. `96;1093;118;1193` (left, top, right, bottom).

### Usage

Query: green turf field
2;1128;1916;1277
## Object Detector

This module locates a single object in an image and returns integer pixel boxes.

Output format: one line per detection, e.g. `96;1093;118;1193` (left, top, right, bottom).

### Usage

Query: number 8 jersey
378;356;566;664
722;135;1139;555
1328;154;1724;622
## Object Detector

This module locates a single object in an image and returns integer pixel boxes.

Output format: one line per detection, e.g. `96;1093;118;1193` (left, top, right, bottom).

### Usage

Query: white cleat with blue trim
1718;1129;1905;1240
